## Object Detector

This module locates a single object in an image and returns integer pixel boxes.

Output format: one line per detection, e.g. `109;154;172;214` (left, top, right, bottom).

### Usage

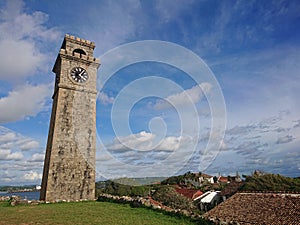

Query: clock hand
79;69;85;77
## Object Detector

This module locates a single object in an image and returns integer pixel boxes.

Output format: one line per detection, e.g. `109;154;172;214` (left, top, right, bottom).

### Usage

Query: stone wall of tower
42;88;96;201
40;34;100;201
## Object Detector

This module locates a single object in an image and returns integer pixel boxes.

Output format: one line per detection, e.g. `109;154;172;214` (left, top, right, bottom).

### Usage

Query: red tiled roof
175;188;203;200
218;176;229;183
204;192;300;224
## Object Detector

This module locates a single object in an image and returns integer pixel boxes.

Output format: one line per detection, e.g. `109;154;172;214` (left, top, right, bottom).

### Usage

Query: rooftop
204;192;300;224
199;191;219;203
175;188;203;200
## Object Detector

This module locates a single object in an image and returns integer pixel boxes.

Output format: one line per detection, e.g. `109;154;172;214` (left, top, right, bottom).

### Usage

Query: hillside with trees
96;171;300;217
96;180;150;197
240;171;300;192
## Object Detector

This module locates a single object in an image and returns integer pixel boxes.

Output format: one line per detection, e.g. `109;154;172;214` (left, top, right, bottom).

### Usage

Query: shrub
152;186;194;211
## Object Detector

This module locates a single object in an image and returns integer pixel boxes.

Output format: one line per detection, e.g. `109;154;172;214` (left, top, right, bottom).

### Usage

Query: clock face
70;67;88;83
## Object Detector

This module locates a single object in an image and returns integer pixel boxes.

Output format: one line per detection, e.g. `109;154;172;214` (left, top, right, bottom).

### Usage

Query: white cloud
107;131;192;152
19;140;39;151
0;149;23;161
154;83;212;110
23;171;42;181
0;0;60;83
0;1;58;41
97;91;114;105
0;126;41;162
98;131;197;179
156;136;189;151
0;132;17;143
208;111;300;176
0;149;10;159
276;135;295;144
0;1;59;123
6;151;23;161
0;39;46;82
293;120;300;128
108;131;155;151
0;83;51;122
29;153;44;162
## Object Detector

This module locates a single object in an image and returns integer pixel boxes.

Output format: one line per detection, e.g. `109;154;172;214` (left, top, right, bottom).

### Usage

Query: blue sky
0;0;300;185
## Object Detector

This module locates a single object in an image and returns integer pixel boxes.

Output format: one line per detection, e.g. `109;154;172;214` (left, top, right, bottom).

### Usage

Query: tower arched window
73;48;86;56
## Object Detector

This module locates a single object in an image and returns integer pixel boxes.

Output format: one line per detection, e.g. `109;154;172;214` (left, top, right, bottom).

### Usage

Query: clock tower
40;34;100;201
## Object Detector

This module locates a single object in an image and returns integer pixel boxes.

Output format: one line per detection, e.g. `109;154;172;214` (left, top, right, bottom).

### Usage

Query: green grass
0;201;197;225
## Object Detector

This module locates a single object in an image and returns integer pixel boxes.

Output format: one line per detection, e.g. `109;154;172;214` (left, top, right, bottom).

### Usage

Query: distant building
218;171;242;184
198;173;215;185
182;172;214;187
194;191;221;211
35;185;41;190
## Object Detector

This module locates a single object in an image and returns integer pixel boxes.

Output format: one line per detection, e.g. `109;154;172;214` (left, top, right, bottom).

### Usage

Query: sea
0;191;40;200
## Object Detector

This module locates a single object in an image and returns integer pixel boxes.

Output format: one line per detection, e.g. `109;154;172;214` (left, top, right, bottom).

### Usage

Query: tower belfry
40;34;100;201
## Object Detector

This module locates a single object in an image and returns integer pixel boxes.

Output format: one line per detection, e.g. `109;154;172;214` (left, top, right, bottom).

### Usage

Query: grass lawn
0;201;198;225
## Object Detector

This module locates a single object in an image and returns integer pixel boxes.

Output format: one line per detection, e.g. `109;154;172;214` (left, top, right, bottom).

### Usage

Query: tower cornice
64;34;96;49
